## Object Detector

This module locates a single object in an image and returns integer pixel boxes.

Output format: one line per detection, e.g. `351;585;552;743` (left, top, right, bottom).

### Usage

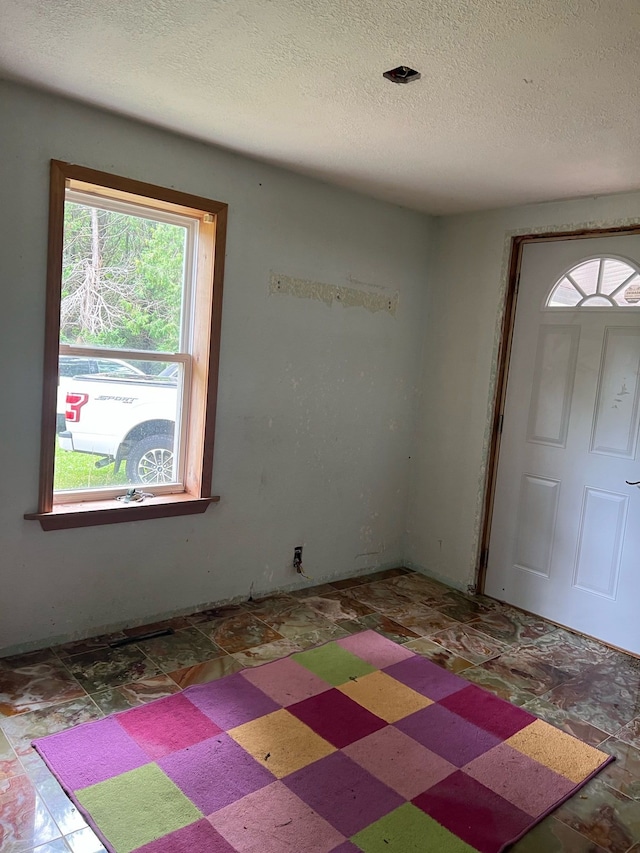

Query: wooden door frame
477;222;640;595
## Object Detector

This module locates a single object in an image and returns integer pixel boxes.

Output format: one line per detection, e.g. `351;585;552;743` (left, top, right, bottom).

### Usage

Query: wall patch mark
269;274;398;315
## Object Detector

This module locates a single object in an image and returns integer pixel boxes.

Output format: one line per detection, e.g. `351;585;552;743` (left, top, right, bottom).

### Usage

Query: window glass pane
548;277;581;306
547;258;640;308
58;356;94;376
61;201;187;352
618;276;640;305
581;296;614;306
601;259;636;295
54;357;183;492
567;259;600;294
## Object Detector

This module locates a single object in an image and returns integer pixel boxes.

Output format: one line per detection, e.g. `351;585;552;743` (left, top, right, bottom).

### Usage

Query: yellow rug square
506;718;607;783
337;671;433;723
228;708;336;778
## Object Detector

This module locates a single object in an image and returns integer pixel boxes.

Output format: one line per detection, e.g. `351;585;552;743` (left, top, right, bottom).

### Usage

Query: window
547;257;640;307
25;161;227;530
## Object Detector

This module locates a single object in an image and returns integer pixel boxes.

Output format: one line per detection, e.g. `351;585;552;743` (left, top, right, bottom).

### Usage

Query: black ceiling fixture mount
383;65;421;84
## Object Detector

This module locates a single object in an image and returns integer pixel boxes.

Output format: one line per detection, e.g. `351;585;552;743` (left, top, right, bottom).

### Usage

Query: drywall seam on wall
269;273;398;315
470;214;640;590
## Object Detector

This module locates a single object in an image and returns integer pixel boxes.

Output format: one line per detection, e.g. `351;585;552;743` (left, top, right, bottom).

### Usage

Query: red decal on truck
65;392;89;423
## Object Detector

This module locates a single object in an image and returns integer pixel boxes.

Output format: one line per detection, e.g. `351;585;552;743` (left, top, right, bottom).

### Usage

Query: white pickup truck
59;367;178;484
57;355;145;433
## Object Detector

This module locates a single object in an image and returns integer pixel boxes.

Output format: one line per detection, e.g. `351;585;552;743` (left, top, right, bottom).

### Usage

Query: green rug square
76;762;203;853
292;642;377;686
351;803;479;853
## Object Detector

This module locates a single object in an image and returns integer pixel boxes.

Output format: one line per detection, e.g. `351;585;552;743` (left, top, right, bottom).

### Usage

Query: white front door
485;234;640;654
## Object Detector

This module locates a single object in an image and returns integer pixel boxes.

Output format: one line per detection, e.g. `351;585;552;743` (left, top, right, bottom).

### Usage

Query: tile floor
1;567;640;852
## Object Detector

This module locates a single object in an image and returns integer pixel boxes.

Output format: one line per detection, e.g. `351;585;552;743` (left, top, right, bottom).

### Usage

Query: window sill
24;493;220;531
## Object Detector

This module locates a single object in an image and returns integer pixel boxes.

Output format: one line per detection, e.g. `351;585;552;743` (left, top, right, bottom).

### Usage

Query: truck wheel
126;434;174;484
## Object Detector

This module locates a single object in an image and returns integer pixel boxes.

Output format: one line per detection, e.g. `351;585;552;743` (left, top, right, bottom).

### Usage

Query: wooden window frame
24;161;227;530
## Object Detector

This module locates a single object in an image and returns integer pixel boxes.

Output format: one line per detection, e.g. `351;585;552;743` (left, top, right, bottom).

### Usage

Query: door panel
486;235;640;653
590;327;640;458
527;325;580;447
513;474;559;577
572;487;627;599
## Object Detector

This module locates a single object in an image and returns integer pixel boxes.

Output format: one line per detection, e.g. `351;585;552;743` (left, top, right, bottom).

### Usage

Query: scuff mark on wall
270;273;398;315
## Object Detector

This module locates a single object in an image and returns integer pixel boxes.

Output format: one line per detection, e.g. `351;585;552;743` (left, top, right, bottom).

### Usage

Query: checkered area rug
34;630;612;853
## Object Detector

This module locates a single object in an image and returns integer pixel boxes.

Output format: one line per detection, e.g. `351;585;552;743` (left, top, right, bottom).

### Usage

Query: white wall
406;192;640;592
0;81;433;653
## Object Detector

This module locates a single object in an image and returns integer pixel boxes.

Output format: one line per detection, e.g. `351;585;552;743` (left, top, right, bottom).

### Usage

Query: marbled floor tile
121;616;192;637
1;697;103;758
381;572;452;604
116;673;181;705
352;613;421;644
290;622;350;650
382;602;459;637
65;826;108;852
137;627;224;674
90;674;181;715
197;611;283;654
0;660;85;717
334;619;371;636
460;665;538;707
329;576;369;590
356;567;410;583
85;688;132;716
288;583;337;599
0;728;22;780
403;638;474;673
53;633;127;659
523;696;610;748
430;589;493;623
30;839;71;852
474;646;572;698
510;815;609;852
599;738;640;801
304;591;374;622
19;750;53;780
34;771;87;835
614;718;640;751
168;655;244;687
347;580;416;612
0;650;58;669
521;630;615;676
260;602;337;639
542;669;640;736
555;777;640;853
63;645;159;693
0;774;61;852
551;628;619;657
467;606;555;645
187;604;246;624
231;638;304;668
241;594;297;621
429;623;509;664
587;656;640;696
472;593;509;611
15;748;55;779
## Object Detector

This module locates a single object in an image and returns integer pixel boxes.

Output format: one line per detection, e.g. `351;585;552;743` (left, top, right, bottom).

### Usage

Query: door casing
477;224;640;615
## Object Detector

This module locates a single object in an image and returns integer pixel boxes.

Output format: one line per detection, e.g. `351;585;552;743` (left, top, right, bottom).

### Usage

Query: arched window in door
547;257;640;307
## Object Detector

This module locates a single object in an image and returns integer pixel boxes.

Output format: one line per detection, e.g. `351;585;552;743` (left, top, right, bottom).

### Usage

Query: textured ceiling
1;0;640;213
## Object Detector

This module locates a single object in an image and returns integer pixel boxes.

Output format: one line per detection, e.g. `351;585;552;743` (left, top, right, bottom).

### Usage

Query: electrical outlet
294;546;303;572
